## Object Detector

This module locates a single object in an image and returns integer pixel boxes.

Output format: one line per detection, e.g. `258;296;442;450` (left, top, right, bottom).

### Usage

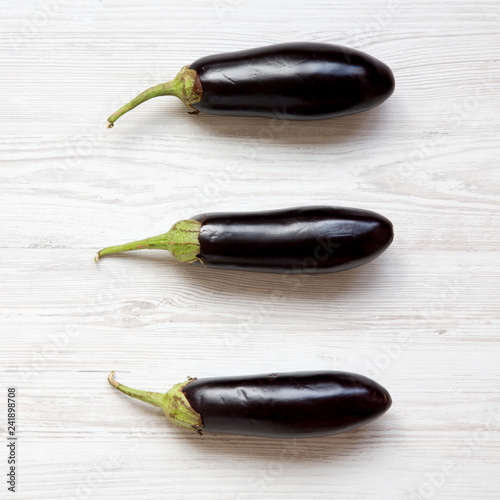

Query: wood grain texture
1;0;499;498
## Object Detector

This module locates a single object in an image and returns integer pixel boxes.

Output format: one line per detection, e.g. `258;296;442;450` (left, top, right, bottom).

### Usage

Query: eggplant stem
107;371;203;433
108;371;164;409
94;219;202;264
108;370;119;387
107;81;178;128
106;66;202;127
95;234;168;261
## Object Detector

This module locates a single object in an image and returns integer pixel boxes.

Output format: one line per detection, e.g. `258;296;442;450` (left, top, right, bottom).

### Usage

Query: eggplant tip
106;121;114;129
385;388;393;409
374;216;394;252
94;252;100;263
376;385;393;415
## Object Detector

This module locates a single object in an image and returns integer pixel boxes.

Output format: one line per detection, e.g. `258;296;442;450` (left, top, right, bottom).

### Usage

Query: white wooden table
1;1;499;498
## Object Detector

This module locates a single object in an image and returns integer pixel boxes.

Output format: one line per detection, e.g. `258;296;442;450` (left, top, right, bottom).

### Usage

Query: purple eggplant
108;371;392;438
95;206;393;274
106;43;394;127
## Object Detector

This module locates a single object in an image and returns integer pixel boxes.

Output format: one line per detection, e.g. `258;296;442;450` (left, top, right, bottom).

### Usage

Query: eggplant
95;206;393;274
108;371;392;438
106;42;394;127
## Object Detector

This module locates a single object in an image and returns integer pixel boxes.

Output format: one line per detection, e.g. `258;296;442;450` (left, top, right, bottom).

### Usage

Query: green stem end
107;66;203;128
108;371;203;434
95;218;202;264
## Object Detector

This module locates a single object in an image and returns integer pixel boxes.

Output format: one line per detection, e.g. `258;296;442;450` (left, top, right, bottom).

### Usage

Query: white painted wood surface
1;0;500;498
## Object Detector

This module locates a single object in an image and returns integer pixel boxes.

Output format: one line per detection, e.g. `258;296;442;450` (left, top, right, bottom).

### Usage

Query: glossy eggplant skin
191;206;393;274
183;371;391;438
190;43;394;120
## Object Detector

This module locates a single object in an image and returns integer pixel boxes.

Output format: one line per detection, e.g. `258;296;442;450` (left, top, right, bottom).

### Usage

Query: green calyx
95;218;202;264
107;66;203;128
108;371;203;434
